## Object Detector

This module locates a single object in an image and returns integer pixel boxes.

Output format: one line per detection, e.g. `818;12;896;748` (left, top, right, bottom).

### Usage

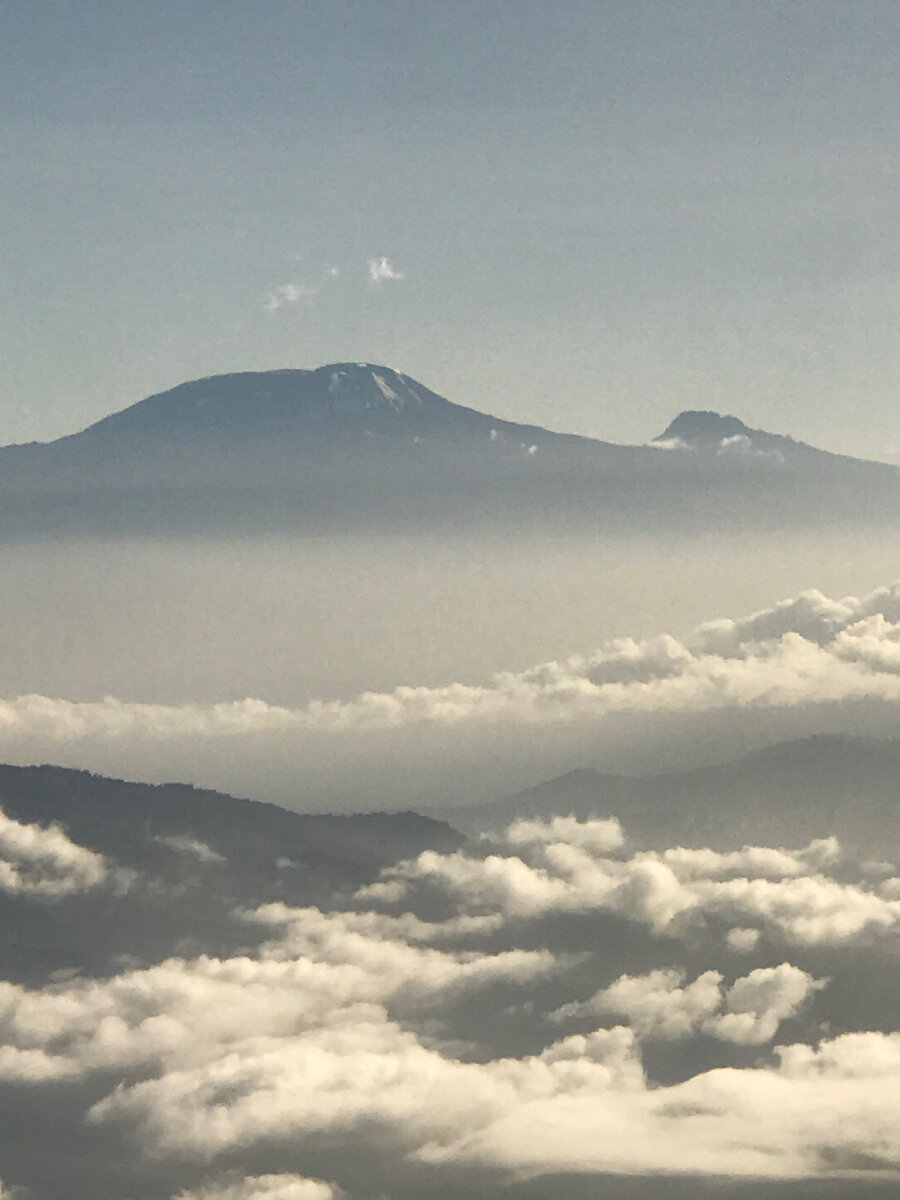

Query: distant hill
2;363;899;535
447;734;900;856
0;763;463;983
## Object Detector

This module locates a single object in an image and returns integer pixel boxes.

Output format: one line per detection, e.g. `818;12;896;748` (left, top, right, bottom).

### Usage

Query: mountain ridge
3;362;899;536
1;361;878;464
446;733;900;854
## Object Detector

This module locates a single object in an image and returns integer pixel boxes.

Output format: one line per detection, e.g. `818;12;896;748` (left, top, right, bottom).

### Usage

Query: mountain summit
69;362;577;450
656;410;756;444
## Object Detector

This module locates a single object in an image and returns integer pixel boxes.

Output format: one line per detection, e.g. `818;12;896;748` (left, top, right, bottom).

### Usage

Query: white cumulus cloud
552;963;823;1045
367;256;405;285
3;811;900;1185
0;808;108;898
366;817;900;946
175;1175;344;1200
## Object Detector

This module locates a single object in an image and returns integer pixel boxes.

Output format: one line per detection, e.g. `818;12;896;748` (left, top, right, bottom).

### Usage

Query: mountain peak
655;410;753;444
316;362;428;413
71;362;456;446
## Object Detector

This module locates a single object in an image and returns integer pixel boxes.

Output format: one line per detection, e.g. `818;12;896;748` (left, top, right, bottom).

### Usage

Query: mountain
447;734;900;856
2;363;899;535
2;363;607;476
654;409;828;460
56;362;602;451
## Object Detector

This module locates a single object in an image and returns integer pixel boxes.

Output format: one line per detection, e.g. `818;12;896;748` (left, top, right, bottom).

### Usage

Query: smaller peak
656;410;752;444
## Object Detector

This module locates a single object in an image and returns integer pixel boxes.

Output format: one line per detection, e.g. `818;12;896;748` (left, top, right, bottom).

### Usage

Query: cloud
726;926;761;953
154;835;227;865
502;815;625;854
365;818;900;946
4;809;900;1186
0;807;108;898
0;905;556;1085
367;256;405;285
263;282;319;312
83;982;900;1181
552;967;724;1038
432;1032;900;1179
2;582;900;758
552;963;823;1045
264;263;340;311
711;963;825;1044
175;1175;344;1200
88;1018;645;1163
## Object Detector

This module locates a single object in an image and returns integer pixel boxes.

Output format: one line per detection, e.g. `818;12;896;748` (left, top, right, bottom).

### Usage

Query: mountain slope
7;362;610;469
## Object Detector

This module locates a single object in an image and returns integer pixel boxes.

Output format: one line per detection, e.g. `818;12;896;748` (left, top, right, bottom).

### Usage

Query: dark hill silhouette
654;409;834;461
0;763;462;983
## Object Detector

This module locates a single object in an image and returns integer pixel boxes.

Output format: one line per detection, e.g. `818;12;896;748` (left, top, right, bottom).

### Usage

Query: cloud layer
1;804;899;1195
365;821;899;946
2;583;900;755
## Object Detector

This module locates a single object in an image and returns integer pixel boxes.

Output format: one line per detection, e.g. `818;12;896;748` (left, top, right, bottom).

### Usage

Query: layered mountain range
3;363;898;534
2;732;896;991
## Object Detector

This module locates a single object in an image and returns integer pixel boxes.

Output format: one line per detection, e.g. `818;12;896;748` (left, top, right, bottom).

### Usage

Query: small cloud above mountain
368;256;405;285
263;282;319;311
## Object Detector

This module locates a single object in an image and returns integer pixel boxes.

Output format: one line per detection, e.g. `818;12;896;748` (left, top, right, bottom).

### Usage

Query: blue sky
3;0;900;457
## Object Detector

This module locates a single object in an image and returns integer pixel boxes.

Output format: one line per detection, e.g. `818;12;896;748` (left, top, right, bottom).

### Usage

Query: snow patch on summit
371;372;399;404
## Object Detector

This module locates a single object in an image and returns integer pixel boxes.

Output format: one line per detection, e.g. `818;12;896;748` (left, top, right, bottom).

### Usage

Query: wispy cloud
175;1174;344;1200
367;256;405;285
263;264;340;312
263;282;319;312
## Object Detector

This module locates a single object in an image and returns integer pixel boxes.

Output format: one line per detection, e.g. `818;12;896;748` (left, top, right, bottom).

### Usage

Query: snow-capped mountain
40;362;598;452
